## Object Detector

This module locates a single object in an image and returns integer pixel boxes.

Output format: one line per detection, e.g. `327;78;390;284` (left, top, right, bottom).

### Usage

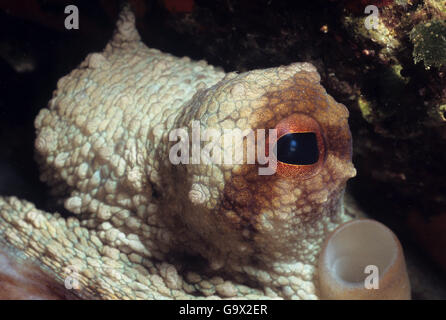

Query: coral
358;95;375;123
408;210;446;273
163;0;194;13
319;219;411;300
410;19;446;69
334;0;446;233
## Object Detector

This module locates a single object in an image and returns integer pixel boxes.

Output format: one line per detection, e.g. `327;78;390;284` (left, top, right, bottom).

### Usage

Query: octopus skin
0;5;356;299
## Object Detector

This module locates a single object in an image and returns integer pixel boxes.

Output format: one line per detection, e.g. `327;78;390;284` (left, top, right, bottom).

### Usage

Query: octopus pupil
274;132;319;165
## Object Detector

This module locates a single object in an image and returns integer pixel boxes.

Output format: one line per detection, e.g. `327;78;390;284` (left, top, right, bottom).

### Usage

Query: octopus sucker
0;4;410;299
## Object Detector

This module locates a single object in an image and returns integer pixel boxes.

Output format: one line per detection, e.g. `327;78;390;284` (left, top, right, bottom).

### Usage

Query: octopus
0;5;360;299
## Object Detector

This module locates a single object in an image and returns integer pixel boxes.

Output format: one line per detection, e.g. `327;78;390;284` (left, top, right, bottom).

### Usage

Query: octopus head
164;62;356;269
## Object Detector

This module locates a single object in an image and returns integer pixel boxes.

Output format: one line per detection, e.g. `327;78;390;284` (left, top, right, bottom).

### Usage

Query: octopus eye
273;113;326;178
275;132;319;165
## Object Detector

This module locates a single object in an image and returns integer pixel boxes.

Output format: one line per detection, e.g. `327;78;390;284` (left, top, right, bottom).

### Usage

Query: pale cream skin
0;6;358;299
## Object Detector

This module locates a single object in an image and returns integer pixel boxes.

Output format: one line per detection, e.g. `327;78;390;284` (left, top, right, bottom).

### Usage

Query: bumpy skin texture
0;6;356;299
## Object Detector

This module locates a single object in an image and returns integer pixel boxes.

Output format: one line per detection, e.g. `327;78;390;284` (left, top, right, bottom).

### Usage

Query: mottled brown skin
150;66;356;299
0;6;355;299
